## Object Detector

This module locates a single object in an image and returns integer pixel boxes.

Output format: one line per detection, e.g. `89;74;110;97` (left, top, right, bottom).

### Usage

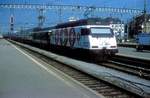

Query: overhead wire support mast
0;3;143;14
38;8;45;28
143;0;147;33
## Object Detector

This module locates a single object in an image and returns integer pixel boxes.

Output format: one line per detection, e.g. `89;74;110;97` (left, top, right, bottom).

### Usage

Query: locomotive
10;18;118;61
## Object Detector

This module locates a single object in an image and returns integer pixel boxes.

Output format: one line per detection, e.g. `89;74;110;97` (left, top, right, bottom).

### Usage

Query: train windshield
91;27;113;36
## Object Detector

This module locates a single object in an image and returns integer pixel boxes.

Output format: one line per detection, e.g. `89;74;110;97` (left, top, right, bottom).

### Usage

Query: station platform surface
117;47;150;60
0;39;102;98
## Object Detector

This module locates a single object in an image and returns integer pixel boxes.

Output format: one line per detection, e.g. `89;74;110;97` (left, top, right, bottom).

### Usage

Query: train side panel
136;33;150;51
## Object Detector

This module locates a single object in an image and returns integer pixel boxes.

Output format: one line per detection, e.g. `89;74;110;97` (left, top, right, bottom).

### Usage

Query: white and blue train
10;18;118;61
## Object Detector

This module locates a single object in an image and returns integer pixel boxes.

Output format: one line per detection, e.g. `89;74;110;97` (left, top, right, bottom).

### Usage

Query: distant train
8;18;118;61
136;33;150;51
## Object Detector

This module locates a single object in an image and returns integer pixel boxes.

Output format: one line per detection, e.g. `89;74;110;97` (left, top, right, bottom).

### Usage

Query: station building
128;14;150;38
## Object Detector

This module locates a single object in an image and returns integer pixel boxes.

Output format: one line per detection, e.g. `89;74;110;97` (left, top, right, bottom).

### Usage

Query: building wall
110;23;125;41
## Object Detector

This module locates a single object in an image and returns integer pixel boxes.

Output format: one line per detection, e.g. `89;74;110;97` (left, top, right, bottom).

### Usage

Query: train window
81;28;90;35
91;27;113;36
40;32;48;40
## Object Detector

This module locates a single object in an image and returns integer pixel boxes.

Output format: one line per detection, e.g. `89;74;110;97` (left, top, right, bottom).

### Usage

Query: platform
10;39;150;97
0;39;103;98
117;47;150;60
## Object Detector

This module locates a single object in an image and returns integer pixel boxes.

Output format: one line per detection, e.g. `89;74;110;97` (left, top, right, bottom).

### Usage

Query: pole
143;0;147;33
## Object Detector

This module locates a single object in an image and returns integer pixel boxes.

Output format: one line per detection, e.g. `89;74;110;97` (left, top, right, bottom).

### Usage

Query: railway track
11;41;141;98
23;47;138;98
101;55;150;80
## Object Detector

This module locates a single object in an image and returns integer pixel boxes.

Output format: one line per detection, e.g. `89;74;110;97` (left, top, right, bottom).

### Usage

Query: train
8;18;118;61
136;33;150;51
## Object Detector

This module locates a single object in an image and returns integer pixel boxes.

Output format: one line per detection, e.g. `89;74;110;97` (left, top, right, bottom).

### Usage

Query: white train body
50;25;117;50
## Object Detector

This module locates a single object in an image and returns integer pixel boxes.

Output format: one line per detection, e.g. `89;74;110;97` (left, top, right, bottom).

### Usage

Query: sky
0;0;150;32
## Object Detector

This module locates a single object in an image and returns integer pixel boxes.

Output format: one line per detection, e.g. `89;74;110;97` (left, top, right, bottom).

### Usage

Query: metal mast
38;8;45;28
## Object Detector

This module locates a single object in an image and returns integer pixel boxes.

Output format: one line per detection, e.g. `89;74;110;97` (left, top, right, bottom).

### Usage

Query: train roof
17;18;110;34
55;18;109;28
39;26;56;31
28;27;55;32
20;27;41;33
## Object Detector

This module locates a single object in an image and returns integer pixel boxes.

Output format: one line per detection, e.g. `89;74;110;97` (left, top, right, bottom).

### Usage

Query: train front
87;25;118;60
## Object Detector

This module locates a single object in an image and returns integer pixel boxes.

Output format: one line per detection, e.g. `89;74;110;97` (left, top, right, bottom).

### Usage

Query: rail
101;55;150;80
9;40;139;98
